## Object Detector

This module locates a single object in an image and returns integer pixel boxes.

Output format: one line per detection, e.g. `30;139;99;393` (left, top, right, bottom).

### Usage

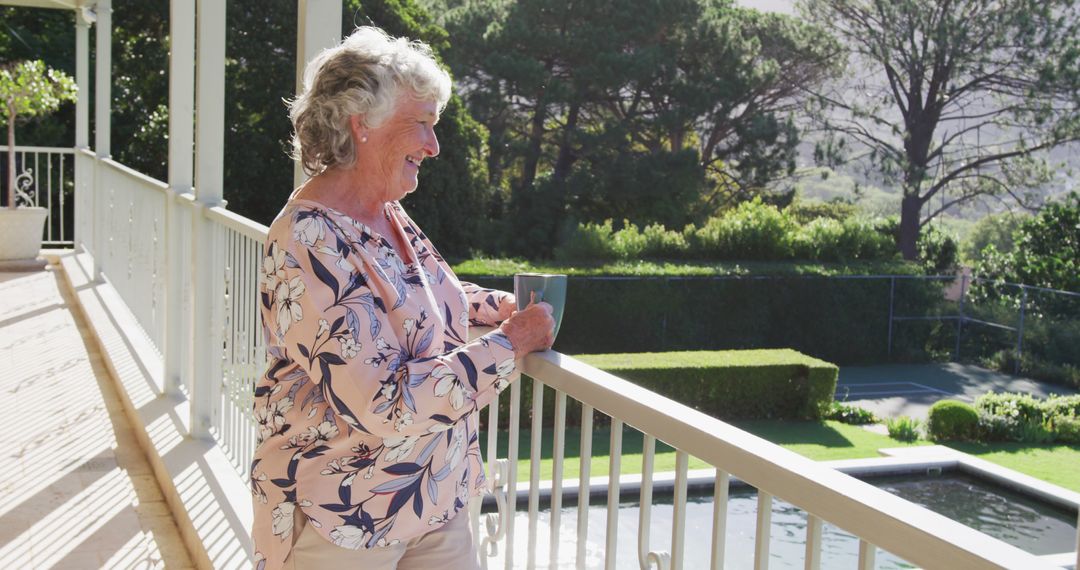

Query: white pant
282;508;480;570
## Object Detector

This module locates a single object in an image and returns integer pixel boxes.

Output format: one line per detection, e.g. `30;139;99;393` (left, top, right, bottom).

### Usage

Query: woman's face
357;96;440;201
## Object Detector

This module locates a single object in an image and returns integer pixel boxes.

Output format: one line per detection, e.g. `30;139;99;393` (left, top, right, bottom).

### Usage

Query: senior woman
251;27;554;570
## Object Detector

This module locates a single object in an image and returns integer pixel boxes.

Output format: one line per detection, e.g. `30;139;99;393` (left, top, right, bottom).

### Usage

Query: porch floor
0;266;194;569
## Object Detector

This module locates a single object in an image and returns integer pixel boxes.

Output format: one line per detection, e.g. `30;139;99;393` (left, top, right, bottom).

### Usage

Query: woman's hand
498;297;555;359
496;294;517;324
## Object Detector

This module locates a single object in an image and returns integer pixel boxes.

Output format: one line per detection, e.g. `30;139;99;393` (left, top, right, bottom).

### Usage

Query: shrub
926;400;979;440
886;415;922;441
785;200;857;224
977;412;1022;442
611;221;649;259
973;391;1063;443
1054;416;1080;444
917;225;959;274
503;349;838;426
960;212;1025;263
641;223;689;258
975;392;1044;424
1043;394;1080;420
793;218;895;262
825;402;878;424
692;199;796;260
553;219;618;261
490;350;838;428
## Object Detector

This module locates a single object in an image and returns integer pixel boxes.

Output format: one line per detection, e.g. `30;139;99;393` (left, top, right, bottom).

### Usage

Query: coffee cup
513;273;567;340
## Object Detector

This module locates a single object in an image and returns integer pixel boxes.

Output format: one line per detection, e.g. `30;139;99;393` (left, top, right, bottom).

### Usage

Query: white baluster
504;378;521;570
527;379;543;568
638;435;655;570
804;515;822;570
858;539;875;570
605;418;622;570
577;403;593;569
711;469;729;570
550;390;567;567
754;491;772;570
671;450;688;570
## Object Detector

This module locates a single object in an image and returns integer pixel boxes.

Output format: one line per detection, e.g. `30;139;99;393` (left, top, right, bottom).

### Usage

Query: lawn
451;257;918;277
484;420;1080;493
943;442;1080;493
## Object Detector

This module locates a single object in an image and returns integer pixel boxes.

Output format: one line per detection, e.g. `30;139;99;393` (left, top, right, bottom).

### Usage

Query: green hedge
462;275;949;365
489;349;838;428
973;392;1080;443
927;400;979;441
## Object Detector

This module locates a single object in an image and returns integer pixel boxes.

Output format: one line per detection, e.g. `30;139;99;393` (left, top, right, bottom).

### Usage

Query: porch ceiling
1;0;79;9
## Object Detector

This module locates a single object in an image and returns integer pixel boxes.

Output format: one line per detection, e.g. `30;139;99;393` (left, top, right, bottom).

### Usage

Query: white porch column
75;11;90;149
73;7;91;252
92;0;112;282
93;0;111;157
293;0;342;188
165;0;196;398
190;0;227;438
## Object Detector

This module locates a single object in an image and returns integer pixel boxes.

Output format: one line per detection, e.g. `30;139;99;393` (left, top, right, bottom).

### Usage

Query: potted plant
0;59;77;263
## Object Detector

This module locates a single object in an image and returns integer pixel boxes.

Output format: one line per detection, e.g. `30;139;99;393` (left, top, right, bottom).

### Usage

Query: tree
0;6;76;148
976;192;1079;295
0;59;77;208
802;0;1080;260
437;0;840;255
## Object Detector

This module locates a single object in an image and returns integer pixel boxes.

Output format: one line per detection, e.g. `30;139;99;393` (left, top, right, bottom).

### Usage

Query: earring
361;136;368;143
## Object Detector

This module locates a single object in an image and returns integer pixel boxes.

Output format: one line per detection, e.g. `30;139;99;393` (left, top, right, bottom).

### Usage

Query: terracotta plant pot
0;206;49;261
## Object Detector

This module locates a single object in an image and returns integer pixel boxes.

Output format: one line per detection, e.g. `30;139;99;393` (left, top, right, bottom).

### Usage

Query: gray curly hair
288;26;452;176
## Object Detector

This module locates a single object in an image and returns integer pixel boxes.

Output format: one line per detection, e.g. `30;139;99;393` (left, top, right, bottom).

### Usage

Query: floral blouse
251;199;517;570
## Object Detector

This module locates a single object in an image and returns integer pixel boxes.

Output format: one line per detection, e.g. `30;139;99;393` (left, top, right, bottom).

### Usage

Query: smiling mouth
405;156;422;168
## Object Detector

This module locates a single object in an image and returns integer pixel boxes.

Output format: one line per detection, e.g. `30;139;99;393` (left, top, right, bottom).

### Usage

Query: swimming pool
480;473;1077;569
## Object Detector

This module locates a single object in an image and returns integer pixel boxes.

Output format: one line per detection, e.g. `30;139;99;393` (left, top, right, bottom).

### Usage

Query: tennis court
834;363;1074;420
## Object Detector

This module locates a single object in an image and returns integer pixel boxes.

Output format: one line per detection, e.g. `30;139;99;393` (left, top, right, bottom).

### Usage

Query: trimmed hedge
462;275;949;365
927;400;979;441
490;349;838;428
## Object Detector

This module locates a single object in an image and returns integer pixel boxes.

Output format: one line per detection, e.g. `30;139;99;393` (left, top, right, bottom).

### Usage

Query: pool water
479;474;1077;569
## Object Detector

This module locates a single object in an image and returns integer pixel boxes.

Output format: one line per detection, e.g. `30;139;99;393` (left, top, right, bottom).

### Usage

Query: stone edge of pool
481;445;1080;568
485;444;1080;514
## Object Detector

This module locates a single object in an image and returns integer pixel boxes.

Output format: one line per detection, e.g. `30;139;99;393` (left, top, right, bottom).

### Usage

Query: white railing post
504;378;521;569
550;390;567;567
670;450;689;570
711;470;730;570
93;0;111;159
91;0;112;281
527;380;543;566
804;515;822;570
190;0;227;437
754;491;772;570
638;435;655;570
605;419;623;570
166;0;196;398
858;540;876;570
294;0;342;189
74;15;89;150
73;12;90;251
577;404;593;569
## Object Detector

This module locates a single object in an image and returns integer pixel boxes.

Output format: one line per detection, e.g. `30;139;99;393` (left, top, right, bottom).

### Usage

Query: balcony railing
67;150;1075;569
2;146;76;247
